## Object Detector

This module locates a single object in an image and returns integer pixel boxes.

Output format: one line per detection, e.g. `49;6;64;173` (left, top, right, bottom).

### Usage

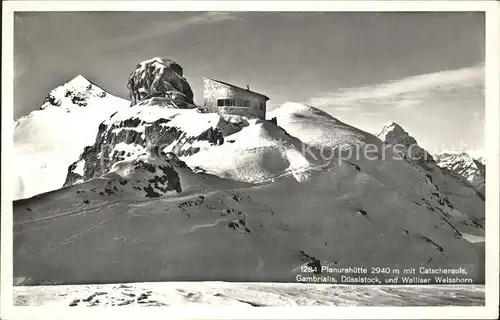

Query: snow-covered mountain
14;75;129;200
375;122;485;225
13;57;485;287
40;75;111;110
377;122;435;168
435;151;486;195
267;107;484;229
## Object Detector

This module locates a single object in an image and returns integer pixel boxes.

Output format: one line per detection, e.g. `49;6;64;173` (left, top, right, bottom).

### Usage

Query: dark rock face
68;157;184;199
142;160;183;197
63;117;182;186
197;127;224;146
126;57;194;106
123;158;183;198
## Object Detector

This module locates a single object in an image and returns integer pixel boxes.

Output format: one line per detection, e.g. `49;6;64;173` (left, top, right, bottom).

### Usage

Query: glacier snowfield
14;282;484;307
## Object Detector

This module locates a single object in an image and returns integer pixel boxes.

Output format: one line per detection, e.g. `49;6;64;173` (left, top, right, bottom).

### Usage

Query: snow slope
183;118;322;183
270;104;484;233
14;148;484;285
14;76;129;200
268;102;378;150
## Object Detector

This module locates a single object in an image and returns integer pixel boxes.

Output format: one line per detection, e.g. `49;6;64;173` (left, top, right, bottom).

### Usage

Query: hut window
218;99;252;107
217;99;233;107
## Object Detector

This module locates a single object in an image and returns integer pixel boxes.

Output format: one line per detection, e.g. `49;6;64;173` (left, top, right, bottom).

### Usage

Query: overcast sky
14;12;485;153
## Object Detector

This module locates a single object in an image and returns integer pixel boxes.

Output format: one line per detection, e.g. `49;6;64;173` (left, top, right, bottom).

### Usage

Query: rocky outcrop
64;118;181;186
100;152;185;198
63;106;240;187
126;57;194;106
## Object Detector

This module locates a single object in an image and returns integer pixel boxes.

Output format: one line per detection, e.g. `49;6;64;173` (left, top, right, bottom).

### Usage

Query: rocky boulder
126;57;194;106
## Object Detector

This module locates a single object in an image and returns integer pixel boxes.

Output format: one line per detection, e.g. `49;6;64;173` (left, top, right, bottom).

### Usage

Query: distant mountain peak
63;74;95;90
67;74;91;85
435;151;486;185
40;75;109;110
377;122;417;148
438;149;484;161
377;122;410;140
376;122;435;165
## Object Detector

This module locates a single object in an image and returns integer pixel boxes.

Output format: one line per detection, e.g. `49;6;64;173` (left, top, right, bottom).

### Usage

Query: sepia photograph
2;1;499;319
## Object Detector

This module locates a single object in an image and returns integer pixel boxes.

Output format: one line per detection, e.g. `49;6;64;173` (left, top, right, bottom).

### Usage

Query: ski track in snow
256;256;265;273
15;201;116;226
16;187;224;227
189;219;229;232
24;219;111;261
